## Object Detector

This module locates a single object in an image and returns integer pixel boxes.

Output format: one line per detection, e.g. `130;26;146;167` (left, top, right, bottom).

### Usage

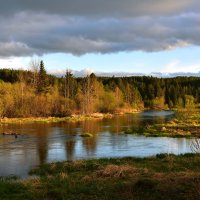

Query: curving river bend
0;111;195;177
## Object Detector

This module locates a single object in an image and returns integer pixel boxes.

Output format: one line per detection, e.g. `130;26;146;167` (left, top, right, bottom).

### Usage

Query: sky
0;0;200;75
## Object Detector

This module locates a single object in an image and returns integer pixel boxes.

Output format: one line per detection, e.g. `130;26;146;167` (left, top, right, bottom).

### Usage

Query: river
0;110;195;177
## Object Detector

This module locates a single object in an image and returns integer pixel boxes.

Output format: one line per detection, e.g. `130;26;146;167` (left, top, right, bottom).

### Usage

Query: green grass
80;132;93;137
124;107;200;137
0;180;33;200
1;154;200;200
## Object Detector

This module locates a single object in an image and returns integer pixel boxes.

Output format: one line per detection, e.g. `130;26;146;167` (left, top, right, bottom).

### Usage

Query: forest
0;60;199;118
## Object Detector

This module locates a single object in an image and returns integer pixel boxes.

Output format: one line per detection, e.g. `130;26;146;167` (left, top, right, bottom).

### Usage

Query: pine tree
37;60;49;94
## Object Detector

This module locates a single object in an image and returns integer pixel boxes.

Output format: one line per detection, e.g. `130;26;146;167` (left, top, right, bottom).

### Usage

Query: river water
0;111;195;177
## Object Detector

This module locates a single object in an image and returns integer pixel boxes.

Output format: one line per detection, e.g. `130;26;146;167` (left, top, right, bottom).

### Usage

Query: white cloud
161;60;200;73
0;57;27;69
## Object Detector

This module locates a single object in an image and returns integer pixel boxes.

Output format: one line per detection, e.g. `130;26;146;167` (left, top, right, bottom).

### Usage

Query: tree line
0;60;199;118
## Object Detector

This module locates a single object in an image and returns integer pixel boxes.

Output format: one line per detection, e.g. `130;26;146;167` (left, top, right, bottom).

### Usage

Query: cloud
0;57;27;69
0;1;200;57
48;68;95;77
48;67;200;77
0;0;199;17
161;60;200;73
0;41;36;57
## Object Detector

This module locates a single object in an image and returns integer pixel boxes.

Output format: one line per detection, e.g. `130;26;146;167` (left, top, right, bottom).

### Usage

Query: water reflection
65;140;75;161
0;111;195;177
35;125;49;164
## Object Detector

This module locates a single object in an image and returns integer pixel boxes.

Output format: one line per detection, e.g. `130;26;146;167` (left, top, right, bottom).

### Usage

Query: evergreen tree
37;60;49;94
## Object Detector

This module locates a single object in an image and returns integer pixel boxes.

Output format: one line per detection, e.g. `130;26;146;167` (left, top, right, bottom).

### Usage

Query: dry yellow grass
96;165;136;178
72;160;85;169
50;163;56;171
59;172;68;180
20;176;40;187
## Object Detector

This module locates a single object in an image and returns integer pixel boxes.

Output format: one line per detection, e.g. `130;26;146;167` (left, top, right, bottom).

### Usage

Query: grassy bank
0;113;113;124
0;154;200;200
125;107;200;137
0;108;141;125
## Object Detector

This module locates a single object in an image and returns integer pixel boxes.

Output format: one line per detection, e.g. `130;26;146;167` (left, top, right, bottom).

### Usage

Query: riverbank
0;154;200;200
0;113;114;124
0;108;141;124
124;107;200;137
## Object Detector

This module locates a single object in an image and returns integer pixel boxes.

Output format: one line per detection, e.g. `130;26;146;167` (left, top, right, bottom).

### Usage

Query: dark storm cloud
0;0;200;57
1;0;199;17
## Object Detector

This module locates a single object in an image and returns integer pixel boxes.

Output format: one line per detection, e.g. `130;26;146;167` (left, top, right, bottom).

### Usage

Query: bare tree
29;58;40;88
65;69;72;100
191;138;200;153
82;73;92;115
18;69;25;108
64;69;76;111
82;73;100;115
